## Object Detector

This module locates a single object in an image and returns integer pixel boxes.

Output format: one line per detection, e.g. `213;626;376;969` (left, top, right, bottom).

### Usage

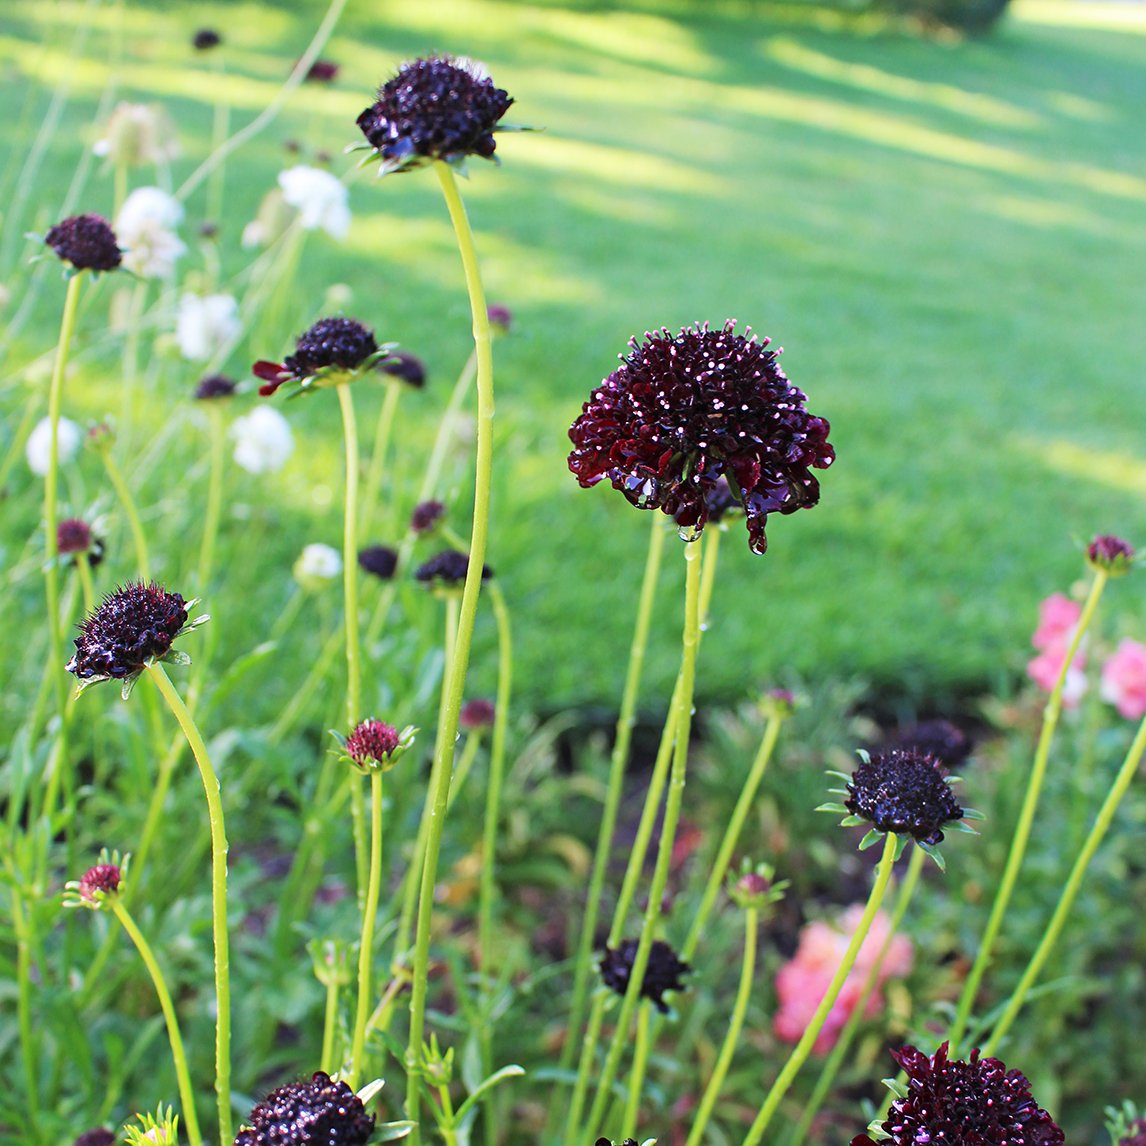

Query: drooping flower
1026;592;1087;708
851;1041;1064;1146
277;166;351;239
378;350;426;388
415;550;492;588
356;55;514;176
358;545;398;580
459;698;496;731
293;543;342;591
44;214;122;272
254;317;387;398
26;415;81;476
598;938;690;1014
231;407;294;474
1087;534;1136;577
194;374;238;401
234;1071;374;1146
1101;639;1146;721
115;187;186;279
844;748;965;847
176;292;241;360
568;321;835;554
92;103;178;168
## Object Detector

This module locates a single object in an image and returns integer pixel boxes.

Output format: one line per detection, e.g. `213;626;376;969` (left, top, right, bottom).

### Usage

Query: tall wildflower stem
74;552;96;615
100;449;152;581
109;897;204;1146
743;831;899;1146
196;404;227;593
584;538;703;1141
404;160;496;1139
622;1002;653;1136
948;569;1108;1053
348;769;384;1088
983;710;1146;1056
145;662;231;1144
361;382;403;535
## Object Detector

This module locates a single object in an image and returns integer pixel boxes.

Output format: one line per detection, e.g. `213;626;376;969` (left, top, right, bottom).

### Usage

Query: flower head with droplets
234;1071;374;1145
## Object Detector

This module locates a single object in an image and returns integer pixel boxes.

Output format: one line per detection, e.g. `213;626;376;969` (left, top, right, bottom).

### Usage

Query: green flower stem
109;897;204;1146
74;551;96;616
561;516;665;1076
685;905;759;1146
348;769;384;1089
145;662;231;1145
100;448;152;581
743;831;899;1146
788;844;925;1146
405;161;497;1140
621;1001;653;1137
585;538;703;1141
9;889;43;1144
983;710;1146;1057
682;706;785;962
948;569;1109;1053
322;964;341;1076
195;403;227;594
361;381;403;536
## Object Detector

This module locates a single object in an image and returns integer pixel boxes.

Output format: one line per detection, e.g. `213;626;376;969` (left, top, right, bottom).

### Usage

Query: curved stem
948;570;1108;1053
101;449;151;581
349;770;384;1088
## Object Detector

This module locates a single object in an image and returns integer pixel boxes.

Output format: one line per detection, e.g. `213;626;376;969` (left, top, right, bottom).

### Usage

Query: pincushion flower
1026;592;1087;708
355;54;515;175
1101;639;1146;720
459;697;496;731
335;718;415;774
599;938;690;1014
254;316;390;398
57;517;104;567
415;549;492;588
194;374;238;400
231;406;294;474
852;1041;1064;1146
1087;533;1135;577
568;321;835;554
844;748;966;847
278;165;351;239
26;415;81;475
77;862;122;903
378;349;426;388
234;1071;374;1146
44;214;122;273
176;292;241;361
358;545;398;580
115;187;186;279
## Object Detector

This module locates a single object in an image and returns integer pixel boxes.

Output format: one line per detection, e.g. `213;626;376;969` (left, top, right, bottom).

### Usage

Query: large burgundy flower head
44;214;122;273
598;938;690;1014
845;748;964;847
852;1042;1064;1146
568;321;834;554
255;317;387;398
234;1071;374;1145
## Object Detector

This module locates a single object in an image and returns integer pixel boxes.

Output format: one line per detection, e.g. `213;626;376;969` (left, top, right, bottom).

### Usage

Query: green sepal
858;828;884;851
917;839;946;871
374;1121;416;1142
816;801;848;814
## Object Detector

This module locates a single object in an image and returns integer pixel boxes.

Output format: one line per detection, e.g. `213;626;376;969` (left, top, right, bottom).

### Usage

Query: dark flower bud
44;214;122;272
199;221;220;240
194;374;238;401
378;350;426;388
234;1070;374;1145
1087;534;1135;577
345;719;401;770
1118;1119;1146;1146
598;938;690;1014
193;28;222;51
57;517;95;557
79;863;121;903
459;698;496;731
358;545;398;580
410;500;446;535
73;1130;116;1146
487;304;513;335
415;549;492;587
891;719;972;769
304;59;339;83
845;749;964;847
255;317;381;397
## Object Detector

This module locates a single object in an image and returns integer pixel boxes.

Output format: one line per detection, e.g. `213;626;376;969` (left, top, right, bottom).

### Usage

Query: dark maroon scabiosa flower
358;545;399;580
73;1130;116;1146
459;698;496;732
254;317;389;398
487;303;513;335
1118;1118;1146;1146
410;499;446;535
304;58;339;83
78;863;122;903
852;1042;1064;1146
891;718;972;769
44;214;122;273
415;549;492;588
57;517;104;567
234;1071;375;1146
193;28;222;51
194;373;238;400
1087;534;1135;577
356;55;514;176
568;321;835;554
598;938;690;1014
378;350;426;388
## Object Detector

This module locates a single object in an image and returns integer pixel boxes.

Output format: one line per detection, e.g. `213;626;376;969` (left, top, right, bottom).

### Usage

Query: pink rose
1101;639;1146;720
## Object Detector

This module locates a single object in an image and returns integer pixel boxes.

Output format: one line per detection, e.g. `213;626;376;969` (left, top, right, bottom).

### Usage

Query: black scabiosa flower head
57;517;104;567
568;321;835;554
356;55;515;176
358;545;399;580
852;1042;1064;1146
195;373;238;400
378;350;426;388
598;938;690;1014
410;500;446;535
44;214;123;273
193;28;222;51
73;1130;116;1146
66;581;208;697
304;58;339;83
1087;534;1136;577
415;549;492;589
234;1071;375;1146
335;718;414;774
459;697;496;732
254;317;391;398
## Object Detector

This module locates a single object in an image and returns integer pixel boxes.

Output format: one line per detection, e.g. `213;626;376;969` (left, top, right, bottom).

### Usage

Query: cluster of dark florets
194;374;238;400
57;518;103;566
305;59;339;83
1087;534;1135;576
1118;1118;1146;1146
358;545;398;580
459;698;496;731
598;939;690;1014
415;550;492;587
193;28;221;51
65;581;189;683
256;318;380;396
852;1042;1064;1146
378;350;426;388
568;322;834;554
345;719;401;769
79;863;122;903
410;500;446;535
45;214;122;272
234;1071;374;1146
356;55;513;172
845;749;964;846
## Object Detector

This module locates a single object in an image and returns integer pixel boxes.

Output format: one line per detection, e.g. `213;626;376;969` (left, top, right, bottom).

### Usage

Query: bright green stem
349;770;384;1088
361;381;403;536
562;517;665;1074
685;906;759;1146
146;663;231;1144
743;831;898;1146
566;991;608;1146
682;708;784;962
405;162;497;1139
196;404;226;593
789;845;925;1146
10;891;43;1144
983;711;1146;1056
948;570;1109;1053
74;551;96;615
101;449;151;581
110;898;204;1146
585;539;703;1141
322;967;341;1076
621;1002;653;1137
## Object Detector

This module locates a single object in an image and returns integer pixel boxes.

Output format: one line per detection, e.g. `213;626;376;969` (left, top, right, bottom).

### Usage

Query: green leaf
453;1065;526;1124
374;1120;416;1142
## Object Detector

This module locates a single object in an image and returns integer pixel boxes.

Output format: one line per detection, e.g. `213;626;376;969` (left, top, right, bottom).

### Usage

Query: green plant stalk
74;551;96;615
947;569;1108;1053
322;966;341;1076
585;538;703;1141
685;905;759;1146
788;845;925;1146
743;831;899;1146
146;662;231;1144
9;889;43;1145
682;707;784;962
195;403;227;594
101;448;152;581
361;381;403;536
621;1001;653;1137
405;161;498;1140
110;897;204;1146
983;710;1146;1056
349;769;384;1088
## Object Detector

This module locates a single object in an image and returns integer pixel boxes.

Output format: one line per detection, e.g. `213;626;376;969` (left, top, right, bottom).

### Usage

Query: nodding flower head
378;350;426;389
339;718;413;773
234;1071;375;1146
1087;534;1136;577
44;214;123;273
358;545;399;581
254;317;389;398
79;863;122;903
568;321;834;554
415;549;492;589
194;373;238;401
356;55;514;175
598;938;690;1014
844;749;966;848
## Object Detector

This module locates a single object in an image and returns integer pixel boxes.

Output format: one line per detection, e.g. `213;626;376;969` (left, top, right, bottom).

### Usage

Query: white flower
231;407;294;474
278;166;350;239
26;416;82;476
176;292;240;361
294;542;342;590
115;187;186;279
93;102;179;167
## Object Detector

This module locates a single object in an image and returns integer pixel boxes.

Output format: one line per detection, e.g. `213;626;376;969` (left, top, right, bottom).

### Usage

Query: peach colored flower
1101;639;1146;720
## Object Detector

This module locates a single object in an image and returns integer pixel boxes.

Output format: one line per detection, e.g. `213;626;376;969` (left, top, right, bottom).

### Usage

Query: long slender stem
145;663;231;1144
74;551;96;616
948;570;1108;1053
101;449;152;581
622;1002;652;1137
349;770;384;1088
743;832;899;1146
322;965;341;1076
196;404;227;593
110;898;204;1146
983;711;1146;1056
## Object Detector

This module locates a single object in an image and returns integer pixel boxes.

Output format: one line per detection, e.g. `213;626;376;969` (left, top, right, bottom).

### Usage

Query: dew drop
677;522;702;543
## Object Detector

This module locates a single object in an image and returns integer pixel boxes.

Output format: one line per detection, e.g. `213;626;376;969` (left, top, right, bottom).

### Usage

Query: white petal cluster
176;293;241;361
278;166;351;239
93;102;179;167
231;407;294;474
27;416;82;477
115;187;187;279
294;542;343;590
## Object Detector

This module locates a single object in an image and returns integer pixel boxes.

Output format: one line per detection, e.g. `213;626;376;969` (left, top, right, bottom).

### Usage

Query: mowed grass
1;0;1144;720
